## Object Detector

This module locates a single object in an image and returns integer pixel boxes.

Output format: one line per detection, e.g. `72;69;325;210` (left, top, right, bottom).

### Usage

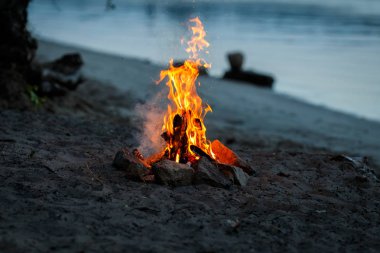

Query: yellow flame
158;17;214;162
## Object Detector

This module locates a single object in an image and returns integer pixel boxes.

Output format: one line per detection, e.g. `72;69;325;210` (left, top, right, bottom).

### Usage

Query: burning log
145;150;166;166
161;113;209;164
211;140;255;175
161;114;187;162
190;145;212;161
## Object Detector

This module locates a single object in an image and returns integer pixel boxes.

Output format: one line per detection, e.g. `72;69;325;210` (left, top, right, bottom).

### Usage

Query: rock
153;160;194;186
223;70;274;88
42;53;84;92
218;164;250;186
49;53;83;75
227;52;244;71
211;140;255;175
230;166;250;186
332;155;378;183
40;80;67;96
113;148;150;181
193;158;232;188
224;52;274;88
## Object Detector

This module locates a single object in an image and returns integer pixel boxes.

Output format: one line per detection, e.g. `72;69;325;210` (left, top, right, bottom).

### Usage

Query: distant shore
37;39;380;172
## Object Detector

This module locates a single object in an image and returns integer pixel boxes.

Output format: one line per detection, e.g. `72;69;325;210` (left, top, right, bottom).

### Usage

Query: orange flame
157;17;215;162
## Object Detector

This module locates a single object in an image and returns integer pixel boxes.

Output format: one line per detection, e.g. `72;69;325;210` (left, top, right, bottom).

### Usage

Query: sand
36;40;380;172
0;40;379;252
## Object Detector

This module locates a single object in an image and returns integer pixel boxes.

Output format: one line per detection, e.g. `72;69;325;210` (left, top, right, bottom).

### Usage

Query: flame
157;17;215;162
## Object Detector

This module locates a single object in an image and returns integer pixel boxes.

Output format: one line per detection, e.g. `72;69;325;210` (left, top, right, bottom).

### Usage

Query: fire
157;17;215;163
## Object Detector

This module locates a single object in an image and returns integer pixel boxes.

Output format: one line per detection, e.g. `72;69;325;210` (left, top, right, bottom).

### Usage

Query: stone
224;52;274;88
218;164;250;187
223;70;274;88
42;53;84;92
113;148;150;181
152;160;194;187
193;158;232;188
227;52;244;71
332;155;378;183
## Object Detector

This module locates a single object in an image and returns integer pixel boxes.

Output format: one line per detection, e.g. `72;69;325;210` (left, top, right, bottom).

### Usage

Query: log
145;150;166;166
193;118;202;130
168;113;190;162
190;145;213;161
211;140;255;175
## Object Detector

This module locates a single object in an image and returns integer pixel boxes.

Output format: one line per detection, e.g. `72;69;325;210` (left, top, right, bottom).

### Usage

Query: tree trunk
0;0;38;108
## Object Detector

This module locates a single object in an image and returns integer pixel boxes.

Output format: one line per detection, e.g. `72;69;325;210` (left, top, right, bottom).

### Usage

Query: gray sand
0;40;379;252
37;40;380;171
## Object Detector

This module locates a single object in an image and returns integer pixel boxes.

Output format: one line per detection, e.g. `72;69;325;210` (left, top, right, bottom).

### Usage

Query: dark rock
332;155;378;183
218;164;250;186
40;81;67;96
42;53;84;92
194;158;232;188
113;148;150;181
48;53;83;75
227;52;244;71
277;171;290;177
223;70;274;88
153;160;194;186
223;52;274;88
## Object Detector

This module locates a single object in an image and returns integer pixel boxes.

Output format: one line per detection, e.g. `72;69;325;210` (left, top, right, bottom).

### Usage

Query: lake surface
29;0;380;121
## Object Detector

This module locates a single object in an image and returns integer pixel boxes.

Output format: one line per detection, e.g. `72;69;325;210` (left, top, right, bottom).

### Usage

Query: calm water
29;0;380;121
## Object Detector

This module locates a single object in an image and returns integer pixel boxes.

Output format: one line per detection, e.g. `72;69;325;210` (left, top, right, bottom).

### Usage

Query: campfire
157;17;214;165
114;17;254;187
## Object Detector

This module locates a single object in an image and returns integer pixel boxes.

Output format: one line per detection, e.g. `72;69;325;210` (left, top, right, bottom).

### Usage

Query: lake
29;0;380;121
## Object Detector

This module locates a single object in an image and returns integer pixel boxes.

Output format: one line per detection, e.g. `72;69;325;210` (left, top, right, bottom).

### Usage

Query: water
28;0;380;121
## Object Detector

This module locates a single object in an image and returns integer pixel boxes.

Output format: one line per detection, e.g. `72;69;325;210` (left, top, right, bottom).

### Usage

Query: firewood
193;118;202;130
190;145;213;161
211;140;254;175
145;150;166;166
132;148;152;168
161;131;170;143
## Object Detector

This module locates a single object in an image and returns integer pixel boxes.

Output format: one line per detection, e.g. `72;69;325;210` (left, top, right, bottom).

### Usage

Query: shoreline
36;37;380;124
36;39;380;171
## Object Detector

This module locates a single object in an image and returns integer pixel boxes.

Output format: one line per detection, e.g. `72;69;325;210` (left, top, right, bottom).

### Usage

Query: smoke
135;92;166;157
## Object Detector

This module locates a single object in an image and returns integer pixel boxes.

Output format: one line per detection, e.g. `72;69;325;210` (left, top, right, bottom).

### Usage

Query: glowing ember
157;17;215;163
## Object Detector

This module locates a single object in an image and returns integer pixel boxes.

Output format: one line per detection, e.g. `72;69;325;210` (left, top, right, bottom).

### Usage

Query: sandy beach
0;40;379;252
37;40;380;171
